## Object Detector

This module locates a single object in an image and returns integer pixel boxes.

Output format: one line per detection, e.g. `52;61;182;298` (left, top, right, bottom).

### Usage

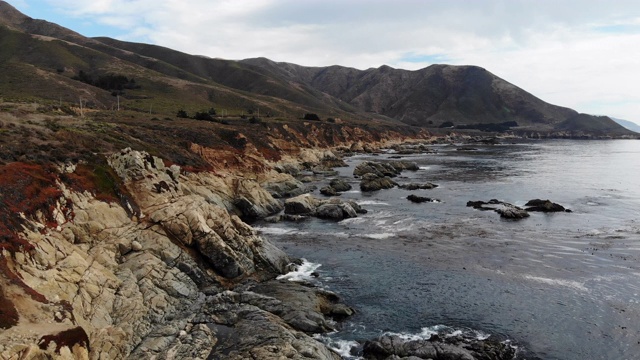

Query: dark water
256;140;640;360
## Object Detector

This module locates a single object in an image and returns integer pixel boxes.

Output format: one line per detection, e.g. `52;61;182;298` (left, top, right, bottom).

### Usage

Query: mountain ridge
0;0;635;137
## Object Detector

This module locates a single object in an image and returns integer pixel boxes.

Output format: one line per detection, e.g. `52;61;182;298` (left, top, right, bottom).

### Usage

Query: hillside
242;58;634;136
612;117;640;133
0;0;635;137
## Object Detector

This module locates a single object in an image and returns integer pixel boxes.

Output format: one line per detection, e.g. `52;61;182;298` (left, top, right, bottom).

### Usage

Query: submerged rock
399;182;439;190
407;194;439;203
467;199;530;219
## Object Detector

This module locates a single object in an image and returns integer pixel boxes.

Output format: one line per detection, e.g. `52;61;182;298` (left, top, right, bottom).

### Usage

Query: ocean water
255;139;640;360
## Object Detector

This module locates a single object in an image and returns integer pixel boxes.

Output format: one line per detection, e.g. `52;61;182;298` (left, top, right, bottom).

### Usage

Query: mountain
612;117;640;133
0;0;635;137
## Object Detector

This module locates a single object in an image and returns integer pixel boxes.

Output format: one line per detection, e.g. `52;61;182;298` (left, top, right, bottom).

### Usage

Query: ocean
255;139;640;360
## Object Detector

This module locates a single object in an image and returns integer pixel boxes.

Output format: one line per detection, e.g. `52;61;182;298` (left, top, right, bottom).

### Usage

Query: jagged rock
320;186;338;196
3;147;359;360
329;178;352;192
362;334;516;360
284;194;366;219
353;160;418;178
263;214;309;223
260;171;308;198
525;199;571;212
467;199;530;219
316;203;357;220
285;194;320;215
399;182;439;190
360;173;397;192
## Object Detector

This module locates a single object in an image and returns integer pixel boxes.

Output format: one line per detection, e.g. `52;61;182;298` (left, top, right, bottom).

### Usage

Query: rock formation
0;148;353;359
467;199;530;219
284;194;367;221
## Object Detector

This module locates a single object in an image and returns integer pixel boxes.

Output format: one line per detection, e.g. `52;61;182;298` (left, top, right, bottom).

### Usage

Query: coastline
2;127;623;359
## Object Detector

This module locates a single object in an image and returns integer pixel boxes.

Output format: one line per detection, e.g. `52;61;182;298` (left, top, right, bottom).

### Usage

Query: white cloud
31;0;640;123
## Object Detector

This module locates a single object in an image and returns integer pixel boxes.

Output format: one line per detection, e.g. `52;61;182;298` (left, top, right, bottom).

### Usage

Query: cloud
28;0;640;122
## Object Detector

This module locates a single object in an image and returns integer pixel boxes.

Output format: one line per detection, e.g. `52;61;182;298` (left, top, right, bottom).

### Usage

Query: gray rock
329;178;352;192
316;203;358;221
399;182;438;190
525;199;571;212
284;194;318;215
360;174;397;192
320;186;338;196
362;333;516;360
467;199;530;219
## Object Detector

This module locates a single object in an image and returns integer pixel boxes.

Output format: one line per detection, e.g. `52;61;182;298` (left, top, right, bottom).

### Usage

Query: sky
9;0;640;124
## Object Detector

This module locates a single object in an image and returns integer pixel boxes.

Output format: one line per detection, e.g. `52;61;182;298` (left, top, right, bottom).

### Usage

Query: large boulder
284;194;319;215
329;178;352;192
360;174;397;192
284;194;365;220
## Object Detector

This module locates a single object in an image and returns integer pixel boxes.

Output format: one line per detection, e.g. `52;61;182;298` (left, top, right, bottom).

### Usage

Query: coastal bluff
0;120;428;359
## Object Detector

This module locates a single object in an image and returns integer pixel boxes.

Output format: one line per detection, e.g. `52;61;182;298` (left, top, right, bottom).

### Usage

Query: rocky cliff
0;108;432;359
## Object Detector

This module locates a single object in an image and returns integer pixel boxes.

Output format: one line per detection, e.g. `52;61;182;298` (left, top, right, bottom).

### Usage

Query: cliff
0;99;432;358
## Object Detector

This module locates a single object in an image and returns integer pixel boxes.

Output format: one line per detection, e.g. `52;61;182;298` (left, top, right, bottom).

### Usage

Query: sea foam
277;258;321;282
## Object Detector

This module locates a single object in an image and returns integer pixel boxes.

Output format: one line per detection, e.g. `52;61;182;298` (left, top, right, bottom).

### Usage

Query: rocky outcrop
285;194;367;220
353;160;419;178
360;174;398;192
0;148;352;359
320;178;353;196
354;160;419;192
525;199;571;213
362;333;516;360
467;199;530;219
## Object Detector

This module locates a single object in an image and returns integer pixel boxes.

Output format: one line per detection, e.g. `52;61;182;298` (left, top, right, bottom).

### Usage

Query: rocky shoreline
0;133;528;359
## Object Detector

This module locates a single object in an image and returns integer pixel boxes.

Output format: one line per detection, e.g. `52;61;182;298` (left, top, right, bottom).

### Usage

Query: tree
208;107;217;116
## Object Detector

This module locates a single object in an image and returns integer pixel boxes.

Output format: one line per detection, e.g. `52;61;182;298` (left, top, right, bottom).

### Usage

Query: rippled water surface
256;140;640;360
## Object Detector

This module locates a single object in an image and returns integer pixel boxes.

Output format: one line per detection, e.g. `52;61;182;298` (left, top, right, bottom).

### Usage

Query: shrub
193;112;214;121
303;113;321;121
176;109;188;118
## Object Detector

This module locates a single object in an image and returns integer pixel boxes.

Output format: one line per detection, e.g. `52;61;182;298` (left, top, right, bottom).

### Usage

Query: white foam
277;259;321;282
340;217;367;225
523;275;588;292
357;200;390;206
364;232;395;239
419;166;431;170
254;226;308;236
313;335;361;359
328;339;360;358
385;325;491;342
